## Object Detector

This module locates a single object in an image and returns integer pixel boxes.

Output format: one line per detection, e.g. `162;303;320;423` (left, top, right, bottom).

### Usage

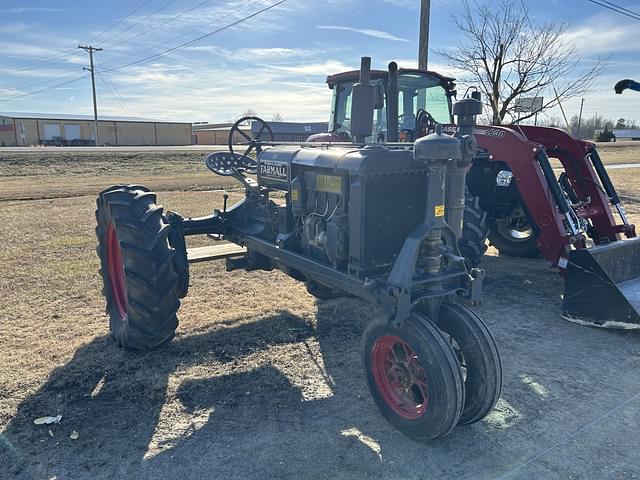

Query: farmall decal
259;160;288;180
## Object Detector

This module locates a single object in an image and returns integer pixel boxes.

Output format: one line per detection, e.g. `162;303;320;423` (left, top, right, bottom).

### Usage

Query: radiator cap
413;125;461;163
453;97;483;116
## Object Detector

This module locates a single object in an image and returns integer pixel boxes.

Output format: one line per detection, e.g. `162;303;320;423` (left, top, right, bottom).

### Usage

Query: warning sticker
435;205;445;217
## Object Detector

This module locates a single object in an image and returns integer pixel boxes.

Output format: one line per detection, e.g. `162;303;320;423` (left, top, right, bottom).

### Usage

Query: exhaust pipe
387;61;399;142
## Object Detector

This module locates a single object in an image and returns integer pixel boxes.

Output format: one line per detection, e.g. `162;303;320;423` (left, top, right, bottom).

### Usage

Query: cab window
331;73;450;140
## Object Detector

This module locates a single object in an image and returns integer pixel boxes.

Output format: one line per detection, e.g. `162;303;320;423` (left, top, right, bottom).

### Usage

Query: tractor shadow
0;312;316;479
0;307;386;480
4;268;640;479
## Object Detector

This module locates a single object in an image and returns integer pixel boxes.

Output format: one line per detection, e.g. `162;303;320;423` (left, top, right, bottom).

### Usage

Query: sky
1;0;639;125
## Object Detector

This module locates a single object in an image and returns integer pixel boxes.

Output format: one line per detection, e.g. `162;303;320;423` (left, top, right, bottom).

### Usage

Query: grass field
2;146;640;479
1;142;638;201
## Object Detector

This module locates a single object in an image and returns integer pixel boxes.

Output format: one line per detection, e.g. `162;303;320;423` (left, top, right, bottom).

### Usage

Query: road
0;145;229;153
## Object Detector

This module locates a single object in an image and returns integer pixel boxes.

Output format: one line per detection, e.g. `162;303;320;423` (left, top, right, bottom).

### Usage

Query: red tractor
309;61;640;329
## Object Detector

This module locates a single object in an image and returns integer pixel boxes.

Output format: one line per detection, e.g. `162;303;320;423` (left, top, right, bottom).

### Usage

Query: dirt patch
1;159;640;478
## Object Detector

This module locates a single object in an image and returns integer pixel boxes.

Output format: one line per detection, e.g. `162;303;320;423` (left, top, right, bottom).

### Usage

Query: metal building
0;112;192;147
192;120;329;145
612;129;640;141
251;121;329;142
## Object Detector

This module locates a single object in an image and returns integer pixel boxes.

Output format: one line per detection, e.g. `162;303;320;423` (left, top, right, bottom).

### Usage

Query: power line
5;1;155;73
96;71;132;117
0;0;286;103
88;0;155;43
0;75;86;102
6;0;176;76
98;0;258;70
599;0;640;17
101;0;215;50
103;0;181;45
3;69;80;94
585;0;640;20
9;0;250;79
4;49;79;74
95;57;133;116
102;0;289;73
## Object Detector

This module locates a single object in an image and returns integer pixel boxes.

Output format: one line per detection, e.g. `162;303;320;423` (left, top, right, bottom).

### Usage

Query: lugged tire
488;223;539;258
96;185;182;350
458;190;489;267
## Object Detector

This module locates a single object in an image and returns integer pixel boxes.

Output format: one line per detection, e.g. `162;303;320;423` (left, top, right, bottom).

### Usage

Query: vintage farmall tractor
96;58;502;440
309;62;640;329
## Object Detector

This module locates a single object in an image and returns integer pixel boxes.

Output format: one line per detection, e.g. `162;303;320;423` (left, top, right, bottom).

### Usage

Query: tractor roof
326;68;455;88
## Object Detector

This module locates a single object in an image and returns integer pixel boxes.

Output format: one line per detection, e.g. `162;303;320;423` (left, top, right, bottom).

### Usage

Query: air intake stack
446;94;482;237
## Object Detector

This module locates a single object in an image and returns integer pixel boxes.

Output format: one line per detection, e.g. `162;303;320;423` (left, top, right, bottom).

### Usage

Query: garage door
43;123;61;140
64;124;81;140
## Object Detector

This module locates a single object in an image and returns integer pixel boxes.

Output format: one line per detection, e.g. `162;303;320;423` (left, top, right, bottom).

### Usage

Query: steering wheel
416;109;439;137
228;116;274;173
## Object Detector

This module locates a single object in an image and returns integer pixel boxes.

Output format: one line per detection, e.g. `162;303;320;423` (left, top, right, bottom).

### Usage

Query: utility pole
418;0;431;70
78;45;102;146
577;98;585;139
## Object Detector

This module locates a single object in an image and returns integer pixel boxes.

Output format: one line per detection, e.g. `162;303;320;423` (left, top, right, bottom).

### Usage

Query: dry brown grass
1;144;638;201
2;148;640;479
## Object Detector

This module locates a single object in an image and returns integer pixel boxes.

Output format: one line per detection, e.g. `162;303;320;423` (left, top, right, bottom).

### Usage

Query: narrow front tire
362;313;465;440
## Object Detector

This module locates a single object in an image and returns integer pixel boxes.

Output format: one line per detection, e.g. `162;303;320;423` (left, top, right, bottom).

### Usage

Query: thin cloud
269;60;352;75
379;0;418;7
316;25;410;42
563;20;640;55
1;7;65;13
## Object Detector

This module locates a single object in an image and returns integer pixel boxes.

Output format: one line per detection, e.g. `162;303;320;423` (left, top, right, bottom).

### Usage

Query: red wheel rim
371;335;429;419
106;223;127;321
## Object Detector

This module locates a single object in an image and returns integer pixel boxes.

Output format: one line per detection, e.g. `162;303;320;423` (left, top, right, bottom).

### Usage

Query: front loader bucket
562;237;640;329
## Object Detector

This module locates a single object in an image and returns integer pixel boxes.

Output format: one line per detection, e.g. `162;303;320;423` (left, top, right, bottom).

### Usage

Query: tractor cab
317;67;456;143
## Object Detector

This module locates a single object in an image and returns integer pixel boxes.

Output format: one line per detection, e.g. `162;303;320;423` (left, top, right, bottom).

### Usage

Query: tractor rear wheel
362;313;464;440
96;185;183;350
435;302;502;424
459;191;489;267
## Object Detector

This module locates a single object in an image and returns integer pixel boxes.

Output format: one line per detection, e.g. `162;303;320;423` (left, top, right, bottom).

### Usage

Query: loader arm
472;125;636;269
506;126;635;242
472;125;575;267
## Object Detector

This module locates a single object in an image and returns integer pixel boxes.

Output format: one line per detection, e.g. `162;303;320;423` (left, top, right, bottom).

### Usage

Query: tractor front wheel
488;211;539;258
96;185;183;350
434;302;502;424
362;313;464;440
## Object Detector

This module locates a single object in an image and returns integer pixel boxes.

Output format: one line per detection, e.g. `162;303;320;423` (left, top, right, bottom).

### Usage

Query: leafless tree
439;0;603;125
272;112;284;121
234;109;259;122
569;113;614;139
